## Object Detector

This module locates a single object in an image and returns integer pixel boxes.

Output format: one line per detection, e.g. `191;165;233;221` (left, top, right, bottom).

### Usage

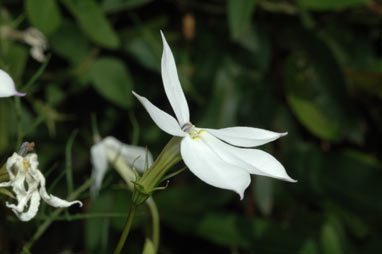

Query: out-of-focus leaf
200;58;241;127
285;29;365;143
0;188;15;199
299;238;320;254
197;213;251;248
1;43;28;80
320;216;345;254
254;176;273;216
227;0;257;40
345;69;382;98
124;35;161;72
285;57;341;141
50;20;90;63
142;238;156;254
298;0;371;10
61;0;120;49
102;0;153;13
25;0;62;35
155;184;234;234
89;57;133;108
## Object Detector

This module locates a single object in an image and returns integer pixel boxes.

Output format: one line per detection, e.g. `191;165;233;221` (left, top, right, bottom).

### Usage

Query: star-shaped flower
0;69;26;97
0;152;82;221
132;31;296;199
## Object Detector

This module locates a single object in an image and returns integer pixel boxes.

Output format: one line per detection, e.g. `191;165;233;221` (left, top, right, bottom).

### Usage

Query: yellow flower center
182;122;204;139
22;159;31;172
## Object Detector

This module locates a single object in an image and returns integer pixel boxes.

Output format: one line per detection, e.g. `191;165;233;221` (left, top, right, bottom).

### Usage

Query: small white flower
90;136;153;197
133;31;296;199
0;69;26;97
0;152;82;221
23;28;48;63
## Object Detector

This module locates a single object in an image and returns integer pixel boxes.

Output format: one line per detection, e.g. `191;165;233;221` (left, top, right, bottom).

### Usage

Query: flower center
22;159;31;172
181;122;204;139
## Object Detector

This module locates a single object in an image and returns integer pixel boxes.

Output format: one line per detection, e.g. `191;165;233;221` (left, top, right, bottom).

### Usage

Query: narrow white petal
133;91;185;137
0;69;26;97
90;142;109;197
15;191;41;222
180;134;250;199
201;130;296;182
160;31;190;126
205;127;287;147
103;136;153;172
37;170;82;208
0;181;12;187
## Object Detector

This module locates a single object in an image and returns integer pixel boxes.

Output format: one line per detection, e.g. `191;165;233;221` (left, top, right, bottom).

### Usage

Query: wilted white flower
0;69;26;97
133;31;296;199
90;136;153;197
0;152;82;221
23;28;48;62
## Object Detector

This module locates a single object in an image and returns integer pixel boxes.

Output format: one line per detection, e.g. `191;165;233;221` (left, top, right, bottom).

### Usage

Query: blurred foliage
0;0;381;253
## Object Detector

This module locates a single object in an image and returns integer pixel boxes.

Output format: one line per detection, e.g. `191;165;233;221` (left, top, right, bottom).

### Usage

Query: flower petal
37;170;83;208
160;31;190;126
0;69;26;97
133;91;185;137
201;130;296;182
14;190;41;222
205;127;287;147
180;134;250;199
90;142;109;198
103;136;153;172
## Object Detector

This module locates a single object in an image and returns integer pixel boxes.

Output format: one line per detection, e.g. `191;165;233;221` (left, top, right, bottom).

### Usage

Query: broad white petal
160;31;190;126
180;134;250;199
133;91;185;137
37;170;83;208
0;69;26;97
201;131;296;182
103;136;153;172
205;127;287;147
90;142;109;198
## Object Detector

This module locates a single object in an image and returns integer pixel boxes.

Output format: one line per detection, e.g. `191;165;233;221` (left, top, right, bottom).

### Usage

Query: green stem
114;202;137;254
21;179;92;253
145;197;160;251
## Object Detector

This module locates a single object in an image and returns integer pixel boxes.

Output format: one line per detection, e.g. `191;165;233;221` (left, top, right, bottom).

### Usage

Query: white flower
132;31;296;199
90;136;153;197
23;28;48;63
0;152;82;221
0;69;26;97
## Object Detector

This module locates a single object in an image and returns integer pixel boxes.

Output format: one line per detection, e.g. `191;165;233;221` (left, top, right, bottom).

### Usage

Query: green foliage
25;0;62;35
61;0;120;49
0;0;381;253
89;57;134;108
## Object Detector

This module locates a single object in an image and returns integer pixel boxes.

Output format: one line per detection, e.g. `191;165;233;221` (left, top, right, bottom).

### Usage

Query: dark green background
0;0;381;253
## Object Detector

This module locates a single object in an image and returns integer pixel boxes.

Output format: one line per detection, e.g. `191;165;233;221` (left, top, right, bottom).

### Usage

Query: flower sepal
132;137;182;205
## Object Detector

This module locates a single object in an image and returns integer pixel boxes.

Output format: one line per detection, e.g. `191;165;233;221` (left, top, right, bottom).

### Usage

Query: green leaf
285;57;341;141
298;0;371;10
197;213;251;248
102;0;153;13
89;57;133;108
227;0;257;40
0;188;15;199
25;0;62;35
254;176;274;216
50;20;91;63
61;0;120;49
142;238;156;254
321;217;345;254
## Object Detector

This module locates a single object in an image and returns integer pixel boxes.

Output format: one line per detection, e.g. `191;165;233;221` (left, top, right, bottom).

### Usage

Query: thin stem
114;202;137;254
145;197;160;251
